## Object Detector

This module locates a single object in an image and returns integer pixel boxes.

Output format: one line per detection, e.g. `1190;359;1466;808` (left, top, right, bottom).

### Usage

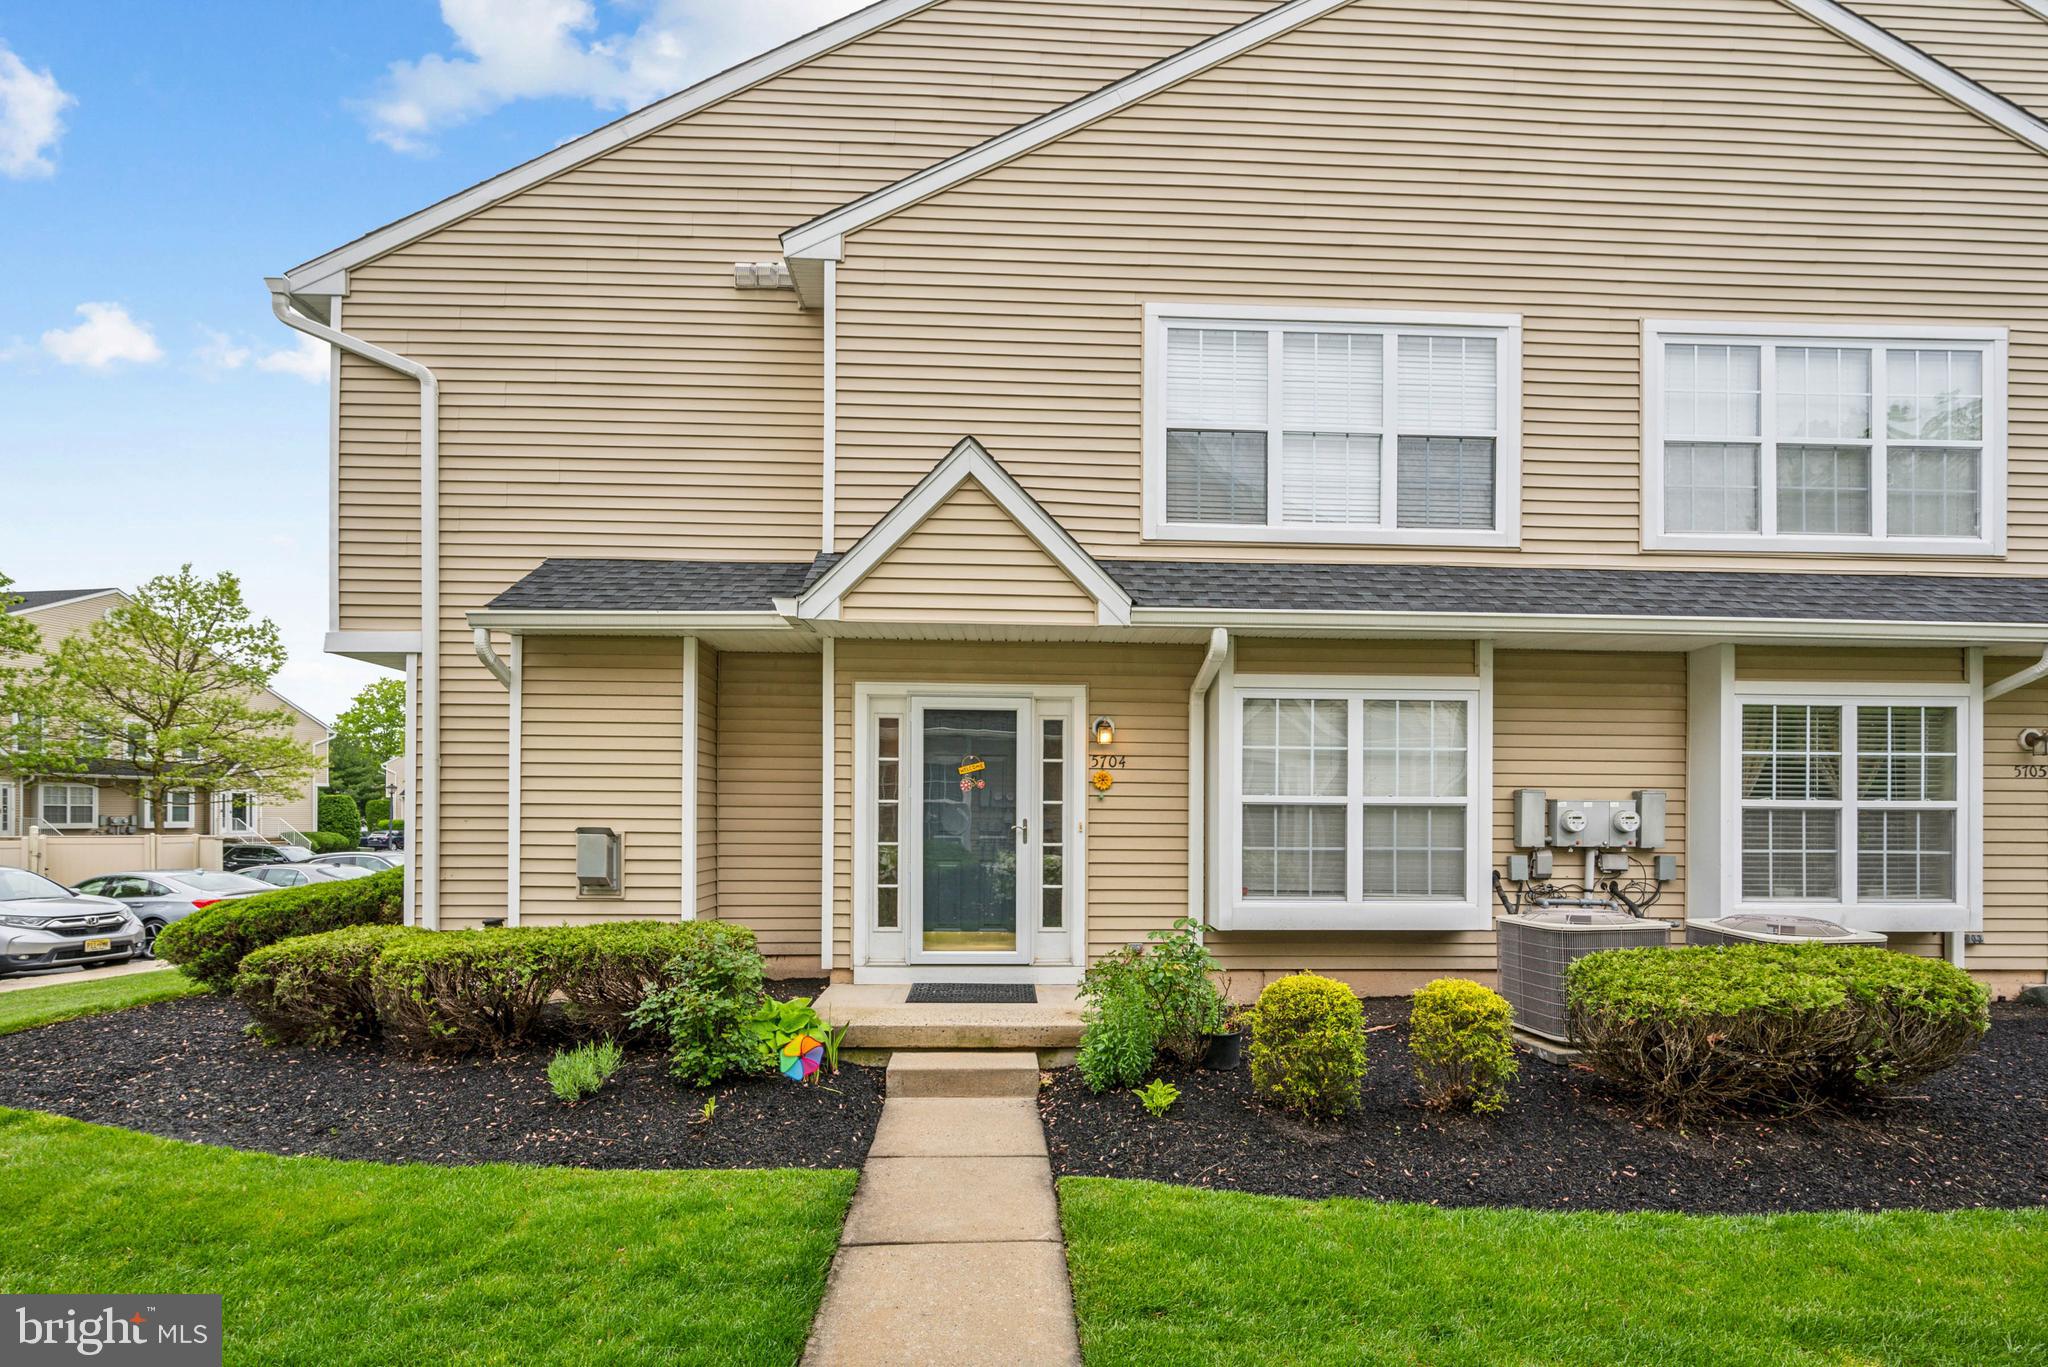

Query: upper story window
1643;321;2007;555
1144;305;1521;546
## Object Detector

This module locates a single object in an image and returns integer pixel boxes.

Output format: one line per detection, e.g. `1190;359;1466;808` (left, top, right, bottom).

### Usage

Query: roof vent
734;260;793;290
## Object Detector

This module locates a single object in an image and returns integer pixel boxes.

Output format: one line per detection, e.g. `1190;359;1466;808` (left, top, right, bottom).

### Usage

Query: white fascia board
2009;0;2048;22
280;0;943;291
464;609;795;634
797;436;1133;624
1127;606;2048;645
780;0;1356;260
11;588;124;619
326;631;424;670
1782;0;2048;153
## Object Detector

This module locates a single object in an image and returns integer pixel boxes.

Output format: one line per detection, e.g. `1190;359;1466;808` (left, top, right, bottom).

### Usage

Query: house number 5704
1089;755;1127;771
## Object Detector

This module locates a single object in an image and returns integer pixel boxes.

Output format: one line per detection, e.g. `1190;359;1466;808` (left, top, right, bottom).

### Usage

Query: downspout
1983;643;2048;701
1187;628;1230;925
269;281;442;929
472;627;512;689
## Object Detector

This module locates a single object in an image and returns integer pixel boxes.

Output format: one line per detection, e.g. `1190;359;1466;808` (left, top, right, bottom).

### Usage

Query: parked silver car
0;867;146;977
244;863;373;890
308;852;398;873
73;869;275;957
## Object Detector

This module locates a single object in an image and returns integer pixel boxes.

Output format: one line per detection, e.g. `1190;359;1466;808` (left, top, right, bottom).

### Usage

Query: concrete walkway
803;1053;1081;1367
0;960;170;994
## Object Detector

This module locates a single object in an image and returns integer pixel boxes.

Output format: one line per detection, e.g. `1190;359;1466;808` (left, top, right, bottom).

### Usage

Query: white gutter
467;609;793;634
1130;607;2048;645
1984;644;2048;701
1187;628;1229;924
270;280;442;930
472;627;513;689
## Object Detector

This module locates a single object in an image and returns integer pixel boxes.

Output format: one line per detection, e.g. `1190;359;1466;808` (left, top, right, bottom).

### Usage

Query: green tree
0;573;46;754
9;566;319;833
325;732;386;811
334;677;405;768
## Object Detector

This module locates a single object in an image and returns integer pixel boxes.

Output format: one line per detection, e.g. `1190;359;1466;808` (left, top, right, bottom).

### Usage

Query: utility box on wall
1511;789;1667;850
576;827;621;894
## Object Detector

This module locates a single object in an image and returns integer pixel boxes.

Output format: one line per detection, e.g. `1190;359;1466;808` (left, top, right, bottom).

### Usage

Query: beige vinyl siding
833;0;2048;571
1734;646;1968;683
517;637;683;924
333;0;1272;922
832;639;1201;966
1849;0;2048;115
716;651;824;966
14;594;119;644
697;641;719;919
1982;668;2048;986
842;479;1100;623
1233;638;1478;676
1208;648;1687;996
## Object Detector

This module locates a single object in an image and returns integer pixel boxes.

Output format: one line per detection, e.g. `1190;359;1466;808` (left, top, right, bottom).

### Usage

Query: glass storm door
910;700;1032;963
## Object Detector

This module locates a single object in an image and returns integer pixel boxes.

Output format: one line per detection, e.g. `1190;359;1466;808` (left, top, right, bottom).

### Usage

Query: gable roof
279;0;949;296
796;437;1132;625
782;0;2048;279
5;588;119;615
1841;0;2048;118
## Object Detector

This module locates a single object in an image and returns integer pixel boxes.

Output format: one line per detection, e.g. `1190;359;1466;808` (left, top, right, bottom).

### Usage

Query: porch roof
485;555;2048;633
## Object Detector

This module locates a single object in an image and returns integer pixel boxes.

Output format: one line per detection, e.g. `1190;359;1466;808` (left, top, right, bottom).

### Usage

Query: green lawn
1060;1177;2048;1366
1;1108;855;1365
0;967;206;1036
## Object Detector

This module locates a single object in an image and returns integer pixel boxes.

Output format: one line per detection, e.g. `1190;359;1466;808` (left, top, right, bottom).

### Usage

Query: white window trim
1722;676;1982;934
0;780;15;837
144;789;196;830
1217;668;1493;932
1642;319;2008;557
37;782;98;830
1143;303;1523;548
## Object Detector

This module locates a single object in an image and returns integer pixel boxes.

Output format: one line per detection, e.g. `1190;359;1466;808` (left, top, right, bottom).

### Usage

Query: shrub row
157;866;404;990
230;918;763;1057
1567;944;1989;1117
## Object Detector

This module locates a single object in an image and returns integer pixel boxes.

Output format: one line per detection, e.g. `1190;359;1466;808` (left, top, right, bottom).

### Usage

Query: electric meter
1614;809;1641;835
1559;809;1588;834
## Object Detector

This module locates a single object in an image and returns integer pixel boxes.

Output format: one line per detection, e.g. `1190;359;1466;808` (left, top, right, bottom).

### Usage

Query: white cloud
254;332;330;382
0;41;73;178
360;0;862;152
196;327;252;375
41;302;162;369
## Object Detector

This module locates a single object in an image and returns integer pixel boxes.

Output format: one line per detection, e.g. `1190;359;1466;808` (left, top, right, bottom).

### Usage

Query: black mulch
1041;998;2048;1214
0;990;881;1172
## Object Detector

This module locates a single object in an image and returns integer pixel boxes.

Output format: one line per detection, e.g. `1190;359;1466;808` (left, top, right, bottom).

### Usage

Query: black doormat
906;983;1037;1005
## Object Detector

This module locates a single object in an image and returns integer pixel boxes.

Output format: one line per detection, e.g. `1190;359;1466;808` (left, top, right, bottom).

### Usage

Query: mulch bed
1041;998;2048;1214
0;983;881;1172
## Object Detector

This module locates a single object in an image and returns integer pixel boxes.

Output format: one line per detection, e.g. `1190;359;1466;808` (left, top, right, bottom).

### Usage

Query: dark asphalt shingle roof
1101;562;2048;625
5;588;117;613
486;556;2048;627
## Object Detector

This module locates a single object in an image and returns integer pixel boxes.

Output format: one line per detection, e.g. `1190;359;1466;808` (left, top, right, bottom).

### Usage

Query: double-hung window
1226;680;1489;931
1147;306;1520;545
38;783;96;829
1735;696;1968;921
1645;321;2005;553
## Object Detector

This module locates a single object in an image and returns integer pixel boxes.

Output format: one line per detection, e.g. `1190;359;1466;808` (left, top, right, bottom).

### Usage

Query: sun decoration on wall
1091;769;1115;795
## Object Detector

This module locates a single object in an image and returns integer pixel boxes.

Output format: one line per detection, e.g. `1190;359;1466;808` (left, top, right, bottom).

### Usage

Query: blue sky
1;0;861;720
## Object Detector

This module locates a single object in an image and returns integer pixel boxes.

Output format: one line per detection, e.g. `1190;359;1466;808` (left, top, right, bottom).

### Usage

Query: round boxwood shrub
234;924;421;1046
156;866;404;991
1247;973;1368;1119
1409;978;1519;1115
308;830;353;854
1566;944;1989;1118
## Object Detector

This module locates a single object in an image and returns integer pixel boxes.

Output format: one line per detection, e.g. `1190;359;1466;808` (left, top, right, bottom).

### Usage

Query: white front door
908;697;1033;965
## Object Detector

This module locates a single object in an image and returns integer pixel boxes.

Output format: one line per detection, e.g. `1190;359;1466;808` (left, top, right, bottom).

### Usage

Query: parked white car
243;863;373;890
73;869;276;957
308;852;399;873
0;867;146;977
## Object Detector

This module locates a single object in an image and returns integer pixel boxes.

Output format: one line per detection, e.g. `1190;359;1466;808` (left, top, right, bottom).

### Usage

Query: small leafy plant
744;996;846;1082
1075;918;1230;1092
630;929;771;1085
697;1096;717;1124
547;1039;623;1104
1133;1078;1180;1117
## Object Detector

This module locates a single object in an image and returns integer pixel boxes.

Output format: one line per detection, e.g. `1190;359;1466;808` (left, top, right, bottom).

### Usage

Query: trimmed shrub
370;929;577;1055
562;920;760;1040
233;925;420;1046
1247;973;1368;1119
1567;944;1990;1118
156;866;404;991
1409;978;1519;1115
317;791;363;840
308;830;353;854
365;797;391;828
630;924;770;1085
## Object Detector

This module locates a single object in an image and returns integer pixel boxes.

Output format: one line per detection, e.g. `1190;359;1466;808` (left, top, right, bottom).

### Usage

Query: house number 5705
1089;755;1127;771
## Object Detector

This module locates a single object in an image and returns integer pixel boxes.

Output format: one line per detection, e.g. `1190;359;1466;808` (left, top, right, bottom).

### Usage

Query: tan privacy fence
0;830;225;884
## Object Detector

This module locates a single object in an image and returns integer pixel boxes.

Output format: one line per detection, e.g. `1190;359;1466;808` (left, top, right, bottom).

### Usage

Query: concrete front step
815;984;1083;1052
886;1050;1041;1099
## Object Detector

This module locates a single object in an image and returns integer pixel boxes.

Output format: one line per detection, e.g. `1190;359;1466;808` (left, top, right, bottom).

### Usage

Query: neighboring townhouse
1;588;331;846
273;0;2048;997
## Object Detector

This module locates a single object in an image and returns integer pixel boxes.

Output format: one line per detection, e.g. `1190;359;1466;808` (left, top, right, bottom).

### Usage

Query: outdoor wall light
2021;727;2048;755
1093;716;1116;746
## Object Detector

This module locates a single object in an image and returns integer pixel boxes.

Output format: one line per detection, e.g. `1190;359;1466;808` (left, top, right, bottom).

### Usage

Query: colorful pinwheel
781;1032;825;1081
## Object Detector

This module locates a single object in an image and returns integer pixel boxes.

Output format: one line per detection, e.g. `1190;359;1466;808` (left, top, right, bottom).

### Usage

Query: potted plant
1202;1005;1249;1070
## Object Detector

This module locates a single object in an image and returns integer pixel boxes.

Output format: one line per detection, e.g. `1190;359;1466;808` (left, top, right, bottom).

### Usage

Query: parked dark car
222;843;311;872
